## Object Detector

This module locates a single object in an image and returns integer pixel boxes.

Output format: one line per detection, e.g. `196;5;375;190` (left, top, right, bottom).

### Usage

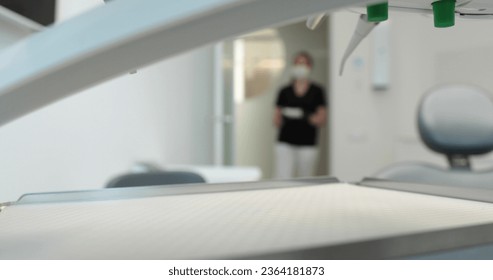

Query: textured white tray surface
2;183;493;259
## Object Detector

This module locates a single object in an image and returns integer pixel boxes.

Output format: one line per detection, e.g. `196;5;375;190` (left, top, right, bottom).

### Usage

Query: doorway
216;20;330;179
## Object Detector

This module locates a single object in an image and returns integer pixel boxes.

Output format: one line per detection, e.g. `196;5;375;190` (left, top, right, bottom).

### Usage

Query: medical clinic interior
2;0;493;260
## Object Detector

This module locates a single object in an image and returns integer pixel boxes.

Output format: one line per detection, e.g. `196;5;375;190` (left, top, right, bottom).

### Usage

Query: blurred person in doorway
274;51;327;179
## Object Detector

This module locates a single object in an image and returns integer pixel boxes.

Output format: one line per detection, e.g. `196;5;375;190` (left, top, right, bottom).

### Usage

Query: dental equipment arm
339;14;379;76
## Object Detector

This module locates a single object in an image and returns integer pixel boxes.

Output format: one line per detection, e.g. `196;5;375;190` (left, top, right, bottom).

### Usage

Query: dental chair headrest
418;85;493;157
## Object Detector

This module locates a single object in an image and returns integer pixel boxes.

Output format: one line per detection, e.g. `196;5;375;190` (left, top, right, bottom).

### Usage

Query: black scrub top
275;83;327;146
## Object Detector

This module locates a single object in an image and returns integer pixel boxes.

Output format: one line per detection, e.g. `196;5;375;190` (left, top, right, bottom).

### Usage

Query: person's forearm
309;107;326;127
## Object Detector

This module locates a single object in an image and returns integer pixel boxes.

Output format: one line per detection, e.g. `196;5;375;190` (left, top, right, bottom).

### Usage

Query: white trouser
275;143;318;179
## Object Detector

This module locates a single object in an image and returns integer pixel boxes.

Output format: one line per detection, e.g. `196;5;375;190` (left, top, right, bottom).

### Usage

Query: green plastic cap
432;0;456;28
367;2;388;22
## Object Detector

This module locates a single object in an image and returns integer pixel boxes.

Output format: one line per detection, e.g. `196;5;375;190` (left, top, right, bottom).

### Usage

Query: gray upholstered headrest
418;85;493;155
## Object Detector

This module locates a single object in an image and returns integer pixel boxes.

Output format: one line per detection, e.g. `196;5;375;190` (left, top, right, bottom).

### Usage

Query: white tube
339;14;379;75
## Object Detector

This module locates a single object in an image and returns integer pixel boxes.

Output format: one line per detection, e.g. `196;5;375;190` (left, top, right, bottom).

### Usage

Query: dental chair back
375;85;493;188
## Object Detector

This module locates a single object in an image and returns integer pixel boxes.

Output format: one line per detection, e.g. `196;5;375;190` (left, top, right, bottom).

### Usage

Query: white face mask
291;65;311;79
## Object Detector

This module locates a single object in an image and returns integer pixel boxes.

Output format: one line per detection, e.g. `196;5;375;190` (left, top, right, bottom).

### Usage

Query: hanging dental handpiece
339;2;388;76
339;14;379;76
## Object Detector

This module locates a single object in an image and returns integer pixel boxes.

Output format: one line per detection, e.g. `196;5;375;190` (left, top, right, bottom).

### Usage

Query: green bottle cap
432;0;456;28
367;2;389;22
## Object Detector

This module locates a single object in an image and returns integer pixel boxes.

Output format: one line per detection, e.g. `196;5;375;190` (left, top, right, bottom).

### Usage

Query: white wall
330;10;493;182
0;0;215;202
234;22;328;179
330;12;398;182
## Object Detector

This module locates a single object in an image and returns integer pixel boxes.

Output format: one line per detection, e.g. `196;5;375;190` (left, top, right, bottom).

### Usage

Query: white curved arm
0;0;369;127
